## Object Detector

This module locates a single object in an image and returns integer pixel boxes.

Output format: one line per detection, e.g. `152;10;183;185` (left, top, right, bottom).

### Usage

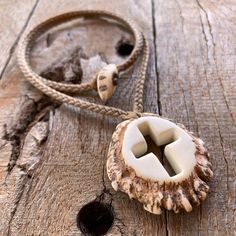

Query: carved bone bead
96;64;118;101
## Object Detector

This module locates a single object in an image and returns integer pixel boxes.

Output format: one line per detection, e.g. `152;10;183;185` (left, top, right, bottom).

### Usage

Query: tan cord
133;35;149;113
17;10;149;120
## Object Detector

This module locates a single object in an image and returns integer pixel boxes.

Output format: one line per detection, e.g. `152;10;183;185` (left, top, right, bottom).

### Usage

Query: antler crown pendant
107;113;213;214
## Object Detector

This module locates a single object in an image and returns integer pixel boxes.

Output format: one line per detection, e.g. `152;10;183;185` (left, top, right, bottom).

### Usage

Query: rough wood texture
154;1;236;235
0;0;235;235
0;0;38;76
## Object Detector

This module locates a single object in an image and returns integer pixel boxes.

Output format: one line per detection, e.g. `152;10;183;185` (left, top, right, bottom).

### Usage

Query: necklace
17;10;213;214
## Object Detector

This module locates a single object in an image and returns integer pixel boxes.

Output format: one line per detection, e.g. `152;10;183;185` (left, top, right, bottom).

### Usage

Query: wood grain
0;0;38;76
0;0;235;235
154;0;236;235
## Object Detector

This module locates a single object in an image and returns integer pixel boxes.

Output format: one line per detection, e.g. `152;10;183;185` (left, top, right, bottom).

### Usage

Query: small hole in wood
116;38;134;57
77;201;114;236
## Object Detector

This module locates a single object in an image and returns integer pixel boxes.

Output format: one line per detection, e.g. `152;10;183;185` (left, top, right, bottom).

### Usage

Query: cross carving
132;126;177;177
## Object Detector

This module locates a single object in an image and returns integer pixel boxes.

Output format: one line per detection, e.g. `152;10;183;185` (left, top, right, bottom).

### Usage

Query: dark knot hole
77;201;114;236
116;38;134;57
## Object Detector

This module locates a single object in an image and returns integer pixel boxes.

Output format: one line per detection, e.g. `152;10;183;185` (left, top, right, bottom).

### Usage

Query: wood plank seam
151;0;162;116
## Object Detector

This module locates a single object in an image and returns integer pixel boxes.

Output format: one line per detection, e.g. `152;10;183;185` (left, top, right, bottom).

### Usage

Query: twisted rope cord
17;10;149;120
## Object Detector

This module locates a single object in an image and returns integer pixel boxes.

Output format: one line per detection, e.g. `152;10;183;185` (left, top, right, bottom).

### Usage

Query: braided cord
17;10;149;120
133;35;149;113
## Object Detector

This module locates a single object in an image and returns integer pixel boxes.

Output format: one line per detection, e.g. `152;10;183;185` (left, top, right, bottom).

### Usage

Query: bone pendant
107;114;213;214
96;64;118;102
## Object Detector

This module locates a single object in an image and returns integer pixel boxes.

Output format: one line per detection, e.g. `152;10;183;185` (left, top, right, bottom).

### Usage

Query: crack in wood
198;9;210;64
195;0;216;49
2;96;52;174
6;175;31;236
195;0;231;206
0;0;40;80
200;52;230;205
196;0;235;127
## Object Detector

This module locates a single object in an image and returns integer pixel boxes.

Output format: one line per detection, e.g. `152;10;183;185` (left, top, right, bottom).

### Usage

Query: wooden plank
0;0;38;76
0;1;42;230
0;0;168;235
154;0;236;235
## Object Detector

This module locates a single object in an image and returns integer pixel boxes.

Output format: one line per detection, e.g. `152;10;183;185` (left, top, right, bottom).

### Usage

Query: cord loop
17;10;149;120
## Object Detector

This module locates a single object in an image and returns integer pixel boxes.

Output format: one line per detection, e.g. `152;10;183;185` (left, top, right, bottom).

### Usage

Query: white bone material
96;64;118;102
122;116;197;182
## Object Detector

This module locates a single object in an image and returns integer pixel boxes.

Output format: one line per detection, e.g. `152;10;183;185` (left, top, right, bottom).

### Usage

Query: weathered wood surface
0;0;235;235
0;0;38;75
